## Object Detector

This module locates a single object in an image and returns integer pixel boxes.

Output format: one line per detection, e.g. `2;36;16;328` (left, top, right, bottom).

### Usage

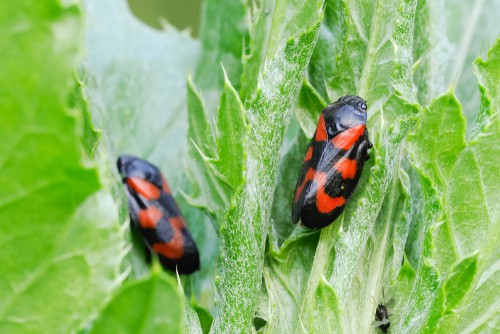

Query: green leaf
82;0;199;187
187;69;247;202
185;78;228;217
184;304;203;334
240;0;325;100
448;101;500;333
210;70;247;189
389;166;413;280
307;0;345;101
404;166;426;269
407;94;466;187
444;1;500;127
68;75;101;157
295;81;327;138
407;88;499;274
443;254;477;313
187;78;214;153
393;256;416;305
212;2;324;330
329;0;416;105
309;277;342;331
89;272;183;334
194;0;246;93
473;37;500;133
262;232;320;333
176;271;204;334
178;0;248;311
392;171;441;334
449;239;500;333
412;0;450;105
0;2;122;333
400;40;500;334
477;38;500;98
408;252;479;334
190;304;213;334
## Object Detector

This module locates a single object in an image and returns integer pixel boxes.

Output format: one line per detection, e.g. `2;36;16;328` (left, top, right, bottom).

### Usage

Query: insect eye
358;102;367;111
143;171;152;181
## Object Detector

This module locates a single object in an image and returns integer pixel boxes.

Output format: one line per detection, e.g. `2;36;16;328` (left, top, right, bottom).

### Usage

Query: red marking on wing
334;157;357;179
153;233;184;260
315;115;327;141
316;185;346;214
161;177;171;194
304;146;313;162
331;124;365;150
138;206;163;228
127;177;161;200
169;216;186;229
294;168;316;203
153;217;185;260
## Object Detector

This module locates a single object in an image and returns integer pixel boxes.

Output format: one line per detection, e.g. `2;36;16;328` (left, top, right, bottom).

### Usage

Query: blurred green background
128;0;202;36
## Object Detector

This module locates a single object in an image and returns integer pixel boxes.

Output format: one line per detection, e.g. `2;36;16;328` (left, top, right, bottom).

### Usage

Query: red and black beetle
292;95;372;229
117;155;200;274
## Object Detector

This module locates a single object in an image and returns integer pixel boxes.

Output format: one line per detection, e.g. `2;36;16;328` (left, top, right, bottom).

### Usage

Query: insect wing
129;183;200;274
292;114;369;229
291;134;326;224
152;187;200;275
118;156;200;274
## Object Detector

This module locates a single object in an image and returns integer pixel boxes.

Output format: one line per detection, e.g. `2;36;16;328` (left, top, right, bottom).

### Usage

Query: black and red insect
117;155;200;274
292;95;372;229
374;303;391;333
